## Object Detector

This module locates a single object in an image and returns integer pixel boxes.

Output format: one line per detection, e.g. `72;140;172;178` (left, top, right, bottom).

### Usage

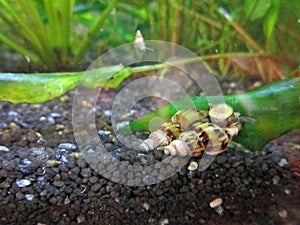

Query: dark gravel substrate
0;85;299;225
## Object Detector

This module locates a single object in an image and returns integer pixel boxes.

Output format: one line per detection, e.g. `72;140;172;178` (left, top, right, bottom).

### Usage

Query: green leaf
128;77;300;151
0;65;133;104
244;0;272;21
263;0;280;47
81;65;133;88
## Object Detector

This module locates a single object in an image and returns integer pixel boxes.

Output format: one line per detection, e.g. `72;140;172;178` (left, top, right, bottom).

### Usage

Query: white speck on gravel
25;194;34;201
0;145;10;152
278;158;288;167
16;179;31;188
58;143;77;150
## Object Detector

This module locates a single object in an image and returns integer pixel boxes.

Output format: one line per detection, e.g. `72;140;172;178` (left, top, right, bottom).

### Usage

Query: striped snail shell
140;105;241;156
140;122;181;151
140;109;207;151
164;130;206;156
171;108;208;131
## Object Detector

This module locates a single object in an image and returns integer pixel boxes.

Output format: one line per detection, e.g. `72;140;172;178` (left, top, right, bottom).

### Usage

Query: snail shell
141;105;241;156
140;122;180;151
171;108;208;131
202;124;229;155
164;123;232;156
164;130;207;156
208;103;233;127
140;109;207;151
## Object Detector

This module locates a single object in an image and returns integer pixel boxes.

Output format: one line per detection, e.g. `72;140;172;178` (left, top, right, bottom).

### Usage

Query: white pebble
104;110;112;116
47;116;55;124
284;189;291;195
143;202;150;210
0;146;10;152
50;113;61;118
77;215;85;223
278;158;288;167
39;116;46;122
98;130;111;136
8;111;18;117
16;179;31;188
58;143;77;150
25;194;34;201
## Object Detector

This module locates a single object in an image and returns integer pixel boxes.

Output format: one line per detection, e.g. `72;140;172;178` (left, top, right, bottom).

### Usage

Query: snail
140;104;241;156
140;108;208;151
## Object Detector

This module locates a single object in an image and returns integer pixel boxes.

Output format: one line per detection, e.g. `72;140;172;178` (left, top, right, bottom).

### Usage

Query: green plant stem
130;53;267;74
170;1;222;29
128;77;300;151
44;0;75;62
73;0;119;65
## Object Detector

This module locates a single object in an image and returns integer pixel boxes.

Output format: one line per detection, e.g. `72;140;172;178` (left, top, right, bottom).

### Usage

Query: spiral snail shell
140;109;208;151
140;104;241;157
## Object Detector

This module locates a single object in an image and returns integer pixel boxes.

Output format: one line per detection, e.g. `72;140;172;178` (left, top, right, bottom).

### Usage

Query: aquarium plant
0;0;299;152
0;0;119;71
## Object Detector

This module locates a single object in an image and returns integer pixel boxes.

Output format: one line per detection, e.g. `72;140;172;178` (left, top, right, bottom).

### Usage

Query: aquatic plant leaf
81;65;132;88
128;77;300;151
244;0;272;21
263;0;280;43
0;65;132;103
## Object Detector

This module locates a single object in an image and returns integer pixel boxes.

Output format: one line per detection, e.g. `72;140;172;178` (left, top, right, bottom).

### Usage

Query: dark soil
0;77;299;225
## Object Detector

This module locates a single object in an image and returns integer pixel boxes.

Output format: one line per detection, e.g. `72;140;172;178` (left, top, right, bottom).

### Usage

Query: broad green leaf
0;65;133;104
81;65;132;88
244;0;271;21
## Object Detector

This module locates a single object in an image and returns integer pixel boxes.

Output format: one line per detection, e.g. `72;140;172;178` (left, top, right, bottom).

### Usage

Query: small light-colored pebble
0;146;10;152
58;143;77;150
278;209;288;218
188;161;198;171
25;194;34;201
209;197;224;215
209;197;223;208
159;218;169;225
16;179;31;188
47;160;61;167
143;202;150;210
278;158;288;167
98;130;111;136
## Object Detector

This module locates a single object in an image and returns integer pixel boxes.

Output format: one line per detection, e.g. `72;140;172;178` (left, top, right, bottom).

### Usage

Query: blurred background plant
0;0;299;79
0;0;119;71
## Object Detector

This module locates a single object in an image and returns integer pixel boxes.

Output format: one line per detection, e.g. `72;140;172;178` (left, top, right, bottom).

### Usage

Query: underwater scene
0;1;299;224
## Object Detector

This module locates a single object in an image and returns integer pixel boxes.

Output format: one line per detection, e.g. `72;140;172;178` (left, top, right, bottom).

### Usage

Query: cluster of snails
140;103;241;157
